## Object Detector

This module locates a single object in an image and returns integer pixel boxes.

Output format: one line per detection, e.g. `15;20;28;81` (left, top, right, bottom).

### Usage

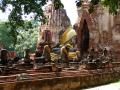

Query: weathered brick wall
38;3;71;44
0;72;120;90
76;3;120;58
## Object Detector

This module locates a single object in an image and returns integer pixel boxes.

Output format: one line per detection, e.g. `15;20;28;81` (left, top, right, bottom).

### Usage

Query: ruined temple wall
76;3;120;53
92;7;120;51
112;13;120;52
76;7;101;49
39;3;71;44
93;8;113;46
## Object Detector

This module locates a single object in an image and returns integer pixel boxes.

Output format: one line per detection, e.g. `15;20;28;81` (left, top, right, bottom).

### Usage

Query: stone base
0;71;120;90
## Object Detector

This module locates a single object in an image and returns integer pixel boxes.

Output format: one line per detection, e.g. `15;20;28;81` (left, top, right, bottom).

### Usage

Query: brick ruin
38;0;120;60
74;1;120;59
38;2;71;45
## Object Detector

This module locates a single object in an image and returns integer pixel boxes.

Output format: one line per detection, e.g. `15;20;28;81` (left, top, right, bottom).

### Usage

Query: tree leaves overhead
102;0;120;14
0;0;47;25
0;0;64;25
91;0;120;14
89;0;100;13
75;0;100;13
88;0;100;14
75;0;120;14
0;0;64;46
53;0;64;10
91;0;100;5
0;22;14;50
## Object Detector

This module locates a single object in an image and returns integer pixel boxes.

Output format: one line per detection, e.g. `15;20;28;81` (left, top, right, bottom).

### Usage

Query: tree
0;22;14;50
102;0;120;14
0;21;39;56
15;27;38;57
0;0;64;46
76;0;120;14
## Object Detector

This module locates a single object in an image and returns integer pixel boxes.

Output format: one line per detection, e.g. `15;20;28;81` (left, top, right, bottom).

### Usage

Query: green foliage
91;0;100;5
4;20;38;46
88;5;94;14
15;27;38;57
76;0;120;14
90;0;120;14
0;0;64;46
53;0;64;10
75;0;100;13
102;0;120;14
0;22;14;50
0;21;38;56
0;0;47;22
89;0;100;13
